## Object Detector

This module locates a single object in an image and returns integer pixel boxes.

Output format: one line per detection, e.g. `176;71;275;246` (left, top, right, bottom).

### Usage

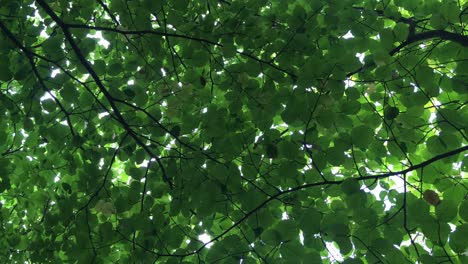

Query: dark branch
35;0;173;188
391;30;468;56
150;144;468;257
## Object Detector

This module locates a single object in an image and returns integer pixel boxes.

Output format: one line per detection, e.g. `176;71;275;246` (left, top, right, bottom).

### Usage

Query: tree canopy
1;0;468;263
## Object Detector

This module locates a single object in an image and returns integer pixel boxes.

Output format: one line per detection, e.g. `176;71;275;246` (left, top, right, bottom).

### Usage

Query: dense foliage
1;0;467;263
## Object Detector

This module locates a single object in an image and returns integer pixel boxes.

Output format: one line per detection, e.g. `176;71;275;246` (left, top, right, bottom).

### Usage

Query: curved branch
35;0;173;188
155;144;468;257
391;30;468;56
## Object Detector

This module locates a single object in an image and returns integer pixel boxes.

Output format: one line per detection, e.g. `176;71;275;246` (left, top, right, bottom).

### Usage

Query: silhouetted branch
390;29;468;56
36;0;173;188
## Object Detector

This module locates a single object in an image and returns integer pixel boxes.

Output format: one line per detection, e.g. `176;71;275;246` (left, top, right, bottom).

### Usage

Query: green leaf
261;229;282;246
93;59;106;75
341;178;361;195
60;82;80;103
393;23;409;42
275;219;299;241
0;55;13;81
459;200;468;222
107;63;123;76
449;224;468;253
299;207;322;235
435;200;457;222
407;194;431;226
430;14;448;30
279;240;304;261
426;136;444;154
266;143;278;159
78;91;95;108
351;125;374;148
41;35;64;60
172;0;189;10
379;28;395;51
277;140;299;159
345;87;360;100
327;146;346;166
41;99;57;112
123;88;135;98
342;258;364;264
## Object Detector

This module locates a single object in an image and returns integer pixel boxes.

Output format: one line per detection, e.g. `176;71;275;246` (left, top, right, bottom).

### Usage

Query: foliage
0;0;467;263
